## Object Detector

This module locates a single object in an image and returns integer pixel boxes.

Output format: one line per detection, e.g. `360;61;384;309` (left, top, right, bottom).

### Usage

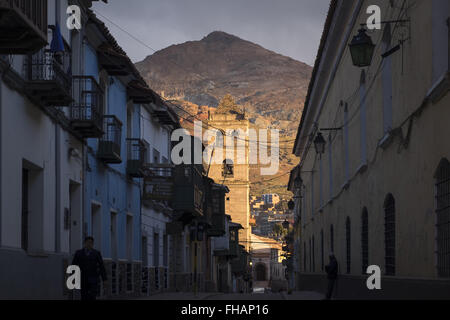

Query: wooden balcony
97;42;131;76
127;80;156;104
126;139;146;178
0;0;48;54
228;239;239;258
172;165;204;217
228;223;243;258
24;50;72;107
207;184;229;237
143;164;174;202
231;247;248;274
97;116;122;164
70;76;104;138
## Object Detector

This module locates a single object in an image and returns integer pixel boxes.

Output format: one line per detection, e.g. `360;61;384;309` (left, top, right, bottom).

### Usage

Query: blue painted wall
83;43;141;262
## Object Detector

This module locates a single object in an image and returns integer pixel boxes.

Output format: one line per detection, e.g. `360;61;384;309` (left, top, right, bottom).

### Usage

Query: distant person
72;237;107;301
325;253;338;300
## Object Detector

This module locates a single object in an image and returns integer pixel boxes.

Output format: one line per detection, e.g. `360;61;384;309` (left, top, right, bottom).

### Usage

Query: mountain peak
202;31;241;42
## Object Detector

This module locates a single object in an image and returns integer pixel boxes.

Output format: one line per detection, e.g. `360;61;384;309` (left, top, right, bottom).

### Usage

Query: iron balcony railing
143;164;174;202
70;76;104;137
97;115;122;163
127;139;147;178
23;49;72;106
0;0;48;53
172;165;204;216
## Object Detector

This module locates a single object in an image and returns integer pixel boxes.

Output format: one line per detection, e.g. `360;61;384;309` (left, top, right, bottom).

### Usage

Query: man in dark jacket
72;237;107;300
325;253;338;300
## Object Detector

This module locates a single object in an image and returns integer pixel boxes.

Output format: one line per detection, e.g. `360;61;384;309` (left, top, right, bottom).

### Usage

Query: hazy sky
92;0;330;65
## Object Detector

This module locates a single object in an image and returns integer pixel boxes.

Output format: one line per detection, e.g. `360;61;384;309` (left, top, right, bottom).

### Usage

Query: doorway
255;263;267;281
91;203;102;251
69;182;82;254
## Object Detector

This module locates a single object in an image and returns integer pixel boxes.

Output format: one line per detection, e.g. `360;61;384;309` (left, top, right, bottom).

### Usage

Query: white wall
0;80;82;254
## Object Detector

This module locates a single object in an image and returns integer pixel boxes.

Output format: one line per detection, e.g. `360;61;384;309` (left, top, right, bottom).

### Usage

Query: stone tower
207;95;250;251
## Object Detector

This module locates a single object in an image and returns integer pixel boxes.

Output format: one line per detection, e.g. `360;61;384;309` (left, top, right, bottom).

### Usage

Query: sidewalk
280;291;325;300
140;292;224;300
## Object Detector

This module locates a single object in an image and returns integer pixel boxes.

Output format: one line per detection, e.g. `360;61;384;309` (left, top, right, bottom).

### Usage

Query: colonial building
0;0;107;299
139;94;179;295
208;96;251;252
289;0;450;299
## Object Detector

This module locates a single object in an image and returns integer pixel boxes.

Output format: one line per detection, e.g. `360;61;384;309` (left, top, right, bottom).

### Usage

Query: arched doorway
255;263;267;281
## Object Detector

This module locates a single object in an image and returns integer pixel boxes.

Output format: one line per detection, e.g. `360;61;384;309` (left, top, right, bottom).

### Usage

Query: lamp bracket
320;127;343;132
360;19;410;27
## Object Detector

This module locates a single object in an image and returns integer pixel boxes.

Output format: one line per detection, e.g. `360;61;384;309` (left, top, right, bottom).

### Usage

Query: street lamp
349;27;375;67
288;200;295;211
314;132;326;157
294;176;303;190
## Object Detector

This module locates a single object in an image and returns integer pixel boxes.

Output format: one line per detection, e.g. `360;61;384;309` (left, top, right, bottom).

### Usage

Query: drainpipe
0;71;3;246
55;123;61;253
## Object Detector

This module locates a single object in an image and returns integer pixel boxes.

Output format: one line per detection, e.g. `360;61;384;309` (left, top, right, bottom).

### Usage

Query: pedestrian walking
324;253;338;300
72;237;108;301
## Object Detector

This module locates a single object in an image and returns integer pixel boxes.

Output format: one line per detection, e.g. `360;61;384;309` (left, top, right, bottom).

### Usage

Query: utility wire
92;9;308;149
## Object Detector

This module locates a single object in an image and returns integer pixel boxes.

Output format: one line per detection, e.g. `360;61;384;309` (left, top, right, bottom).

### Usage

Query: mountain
135;31;312;198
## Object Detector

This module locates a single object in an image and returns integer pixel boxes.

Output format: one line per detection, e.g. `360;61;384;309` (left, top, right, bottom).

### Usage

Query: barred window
361;208;369;274
126;263;133;292
384;194;396;276
435;159;450;278
346;217;351;274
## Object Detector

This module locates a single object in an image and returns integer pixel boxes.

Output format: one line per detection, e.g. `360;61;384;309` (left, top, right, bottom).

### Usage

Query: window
321;230;324;271
163;234;168;267
319;157;324;208
153;148;160;164
22;161;44;253
382;24;393;135
127;107;133;139
432;0;449;82
126;263;132;292
309;238;312;272
328;134;333;199
142;236;148;267
384;194;396;276
346;217;351;274
330;224;334;253
143;141;151;164
435;159;450;278
360;70;367;164
153;233;160;267
361;208;369;274
111;212;118;260
222;159;234;178
21;169;29;251
344;103;350;182
303;242;307;272
126;215;133;261
311;171;315;217
312;235;315;272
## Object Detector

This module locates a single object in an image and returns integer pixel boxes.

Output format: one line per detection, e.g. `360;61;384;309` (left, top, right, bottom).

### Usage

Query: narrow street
139;291;324;300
